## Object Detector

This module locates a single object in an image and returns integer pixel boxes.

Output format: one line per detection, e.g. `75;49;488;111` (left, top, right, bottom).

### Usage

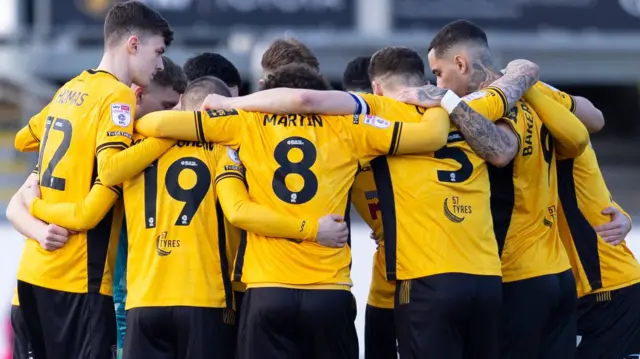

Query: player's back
557;144;640;297
123;135;231;309
351;93;500;280
18;70;131;294
232;112;377;287
491;100;570;282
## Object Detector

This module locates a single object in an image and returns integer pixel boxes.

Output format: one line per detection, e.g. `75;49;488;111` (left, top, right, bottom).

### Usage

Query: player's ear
133;86;145;103
454;55;467;74
258;78;265;87
127;35;140;54
371;81;384;96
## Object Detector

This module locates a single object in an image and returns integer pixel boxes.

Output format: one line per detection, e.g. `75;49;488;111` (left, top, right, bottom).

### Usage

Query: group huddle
4;1;639;359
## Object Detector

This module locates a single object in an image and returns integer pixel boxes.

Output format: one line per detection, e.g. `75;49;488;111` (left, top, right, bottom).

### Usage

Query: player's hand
316;214;349;248
36;224;71;251
200;94;230;111
369;231;382;245
395;84;448;108
595;206;632;246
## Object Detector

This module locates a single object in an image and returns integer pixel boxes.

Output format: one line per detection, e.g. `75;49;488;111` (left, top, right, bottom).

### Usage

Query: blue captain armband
349;92;370;115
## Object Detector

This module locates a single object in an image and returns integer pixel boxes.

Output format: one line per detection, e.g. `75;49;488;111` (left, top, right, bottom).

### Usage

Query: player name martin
263;114;323;127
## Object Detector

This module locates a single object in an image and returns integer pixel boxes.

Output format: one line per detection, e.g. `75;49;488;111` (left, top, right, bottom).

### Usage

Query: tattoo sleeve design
449;101;515;164
488;67;538;112
416;85;448;102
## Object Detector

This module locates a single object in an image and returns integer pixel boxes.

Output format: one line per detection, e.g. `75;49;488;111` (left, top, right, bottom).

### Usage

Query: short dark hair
181;76;232;110
183;52;242;88
151;56;187;94
369;47;425;82
342;56;371;92
428;20;488;57
104;1;173;47
261;63;331;91
261;38;320;73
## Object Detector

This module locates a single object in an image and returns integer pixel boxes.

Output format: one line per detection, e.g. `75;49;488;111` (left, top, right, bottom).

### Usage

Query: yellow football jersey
350;164;394;308
536;83;640;297
124;135;233;309
18;69;134;294
351;93;501;281
465;88;571;282
135;107;449;288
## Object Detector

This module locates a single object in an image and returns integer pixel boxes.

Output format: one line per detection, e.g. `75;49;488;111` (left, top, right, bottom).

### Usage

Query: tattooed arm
488;59;540;112
398;85;518;167
450;101;519;167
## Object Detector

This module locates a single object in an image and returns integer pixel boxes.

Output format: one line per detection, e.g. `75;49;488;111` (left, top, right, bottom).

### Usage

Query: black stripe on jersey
214;172;244;186
370;156;398;281
488;161;516;256
233;231;247;282
87;207;115;293
216;200;234;309
195;111;205;143
388;122;403;156
486;86;508;117
569;96;577;113
144;160;158;229
27;123;40;144
345;177;354;270
96;142;128;155
557;159;602;291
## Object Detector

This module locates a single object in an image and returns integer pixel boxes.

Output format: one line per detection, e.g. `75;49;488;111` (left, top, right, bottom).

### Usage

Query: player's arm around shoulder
205;89;359;115
450;89;520;168
99;134;176;187
523;86;589;158
534;81;604;133
28;180;120;232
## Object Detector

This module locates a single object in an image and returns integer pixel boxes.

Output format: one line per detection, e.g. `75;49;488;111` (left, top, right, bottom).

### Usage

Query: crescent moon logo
443;198;465;223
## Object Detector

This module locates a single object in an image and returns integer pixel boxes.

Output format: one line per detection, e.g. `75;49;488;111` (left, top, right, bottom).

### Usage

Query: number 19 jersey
18;70;135;295
123;135;233;310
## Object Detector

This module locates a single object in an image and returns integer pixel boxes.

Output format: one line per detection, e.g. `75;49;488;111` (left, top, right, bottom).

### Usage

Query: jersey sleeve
349;92;381;116
29;180;120;231
214;146;318;241
97;137;176;187
348;107;449;160
523;86;588;158
134;109;248;147
533;82;576;113
462;87;511;122
15;104;50;152
96;87;135;156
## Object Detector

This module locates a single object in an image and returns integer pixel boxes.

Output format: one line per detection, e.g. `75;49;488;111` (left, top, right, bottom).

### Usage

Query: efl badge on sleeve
111;104;132;127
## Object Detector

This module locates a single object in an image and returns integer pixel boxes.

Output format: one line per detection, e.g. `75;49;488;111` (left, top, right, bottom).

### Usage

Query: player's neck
96;51;132;86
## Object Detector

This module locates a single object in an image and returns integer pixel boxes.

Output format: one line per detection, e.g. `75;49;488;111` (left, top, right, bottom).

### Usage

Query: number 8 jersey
123;135;233;310
134;108;450;289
